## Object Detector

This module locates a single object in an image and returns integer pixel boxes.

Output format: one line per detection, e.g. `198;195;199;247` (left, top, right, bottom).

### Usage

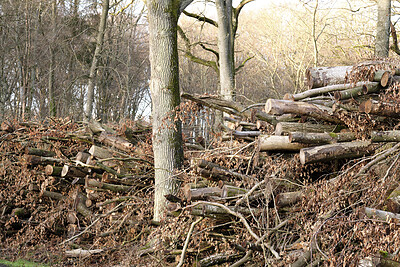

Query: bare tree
376;0;391;57
84;0;110;121
145;0;194;222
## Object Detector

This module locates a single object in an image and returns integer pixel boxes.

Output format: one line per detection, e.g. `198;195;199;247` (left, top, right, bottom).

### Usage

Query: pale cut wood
288;132;356;144
45;165;63;176
275;122;340;136
306;66;353;89
98;131;133;152
76;151;91;164
284;81;374;101
89;145;114;159
364;207;400;220
299;141;373;165
371;130;400;142
265;99;340;123
259;135;308;151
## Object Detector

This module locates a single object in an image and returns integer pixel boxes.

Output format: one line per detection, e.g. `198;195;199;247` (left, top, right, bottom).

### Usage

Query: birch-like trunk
375;0;391;57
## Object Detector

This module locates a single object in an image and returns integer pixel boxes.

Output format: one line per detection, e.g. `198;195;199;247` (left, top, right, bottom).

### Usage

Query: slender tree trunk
48;0;57;117
146;0;192;222
216;0;235;101
375;0;391;57
84;0;109;121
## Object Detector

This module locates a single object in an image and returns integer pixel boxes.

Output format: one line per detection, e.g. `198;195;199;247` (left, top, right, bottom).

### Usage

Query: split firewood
265;99;341;124
299;141;374;165
259;135;308;151
306;65;353;89
275;122;340;136
288;132;356;145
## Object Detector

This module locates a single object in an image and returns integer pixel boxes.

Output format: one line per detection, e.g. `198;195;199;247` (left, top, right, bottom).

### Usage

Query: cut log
25;147;56;157
190;203;260;218
359;99;400;118
284;81;377;101
299;141;373;165
259;135;308;151
276;191;303;207
45;165;63;176
98;131;133;152
86;178;133;193
288;132;356;144
24;155;65;166
387;185;400;213
306;66;353;89
221;185;247;198
76;151;91;164
364;207;400;221
185;187;223;201
265;99;341;123
369;70;391;87
371;130;400;142
275;122;340;136
61;165;88;178
333;82;379;101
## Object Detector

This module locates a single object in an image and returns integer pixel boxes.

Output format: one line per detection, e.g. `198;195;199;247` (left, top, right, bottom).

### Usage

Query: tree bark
146;0;193;222
275;122;340;136
84;0;109;121
305;66;353;89
259;135;308;151
289;131;356;144
299;141;373;165
359;99;400;118
265;99;341;123
333;82;379;101
375;0;391;57
371;130;400;142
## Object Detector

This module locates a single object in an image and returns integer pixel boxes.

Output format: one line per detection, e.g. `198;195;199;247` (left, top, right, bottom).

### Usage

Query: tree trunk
147;0;193;222
48;0;57;117
84;0;109;121
305;66;353;89
375;0;391;57
275;122;340;136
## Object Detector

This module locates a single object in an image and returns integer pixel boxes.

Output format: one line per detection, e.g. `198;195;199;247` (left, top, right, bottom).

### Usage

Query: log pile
1;62;400;266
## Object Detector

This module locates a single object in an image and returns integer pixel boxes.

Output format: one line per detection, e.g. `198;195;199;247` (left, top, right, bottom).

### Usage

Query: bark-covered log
276;191;303;207
284;81;377;101
45;165;63;176
222;185;247;198
371;130;400;142
364;207;400;220
259;135;308;151
198;253;245;267
61;165;88;178
359;99;400;118
191;159;255;183
265;99;341;123
86;178;133;193
333;82;379;101
25;147;56;157
24;155;65;166
387;185;400;213
101;172;150;187
288;132;356;144
306;66;353;89
184;187;223;201
369;70;391;87
299;141;373;165
98;131;133;152
190;203;260;219
275;122;341;136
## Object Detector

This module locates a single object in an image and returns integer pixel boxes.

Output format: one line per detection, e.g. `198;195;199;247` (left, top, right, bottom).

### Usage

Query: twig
235;179;265;206
177;217;204;267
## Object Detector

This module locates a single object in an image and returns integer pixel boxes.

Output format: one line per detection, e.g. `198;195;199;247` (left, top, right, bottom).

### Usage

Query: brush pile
1;60;400;266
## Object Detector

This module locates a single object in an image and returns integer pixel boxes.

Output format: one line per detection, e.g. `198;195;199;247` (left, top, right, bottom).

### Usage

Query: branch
180;0;195;14
233;0;255;34
182;10;218;27
199;43;220;62
235;55;254;73
177;217;204;267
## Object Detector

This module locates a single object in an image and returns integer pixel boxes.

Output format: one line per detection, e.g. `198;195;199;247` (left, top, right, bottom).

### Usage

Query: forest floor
0;117;399;266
